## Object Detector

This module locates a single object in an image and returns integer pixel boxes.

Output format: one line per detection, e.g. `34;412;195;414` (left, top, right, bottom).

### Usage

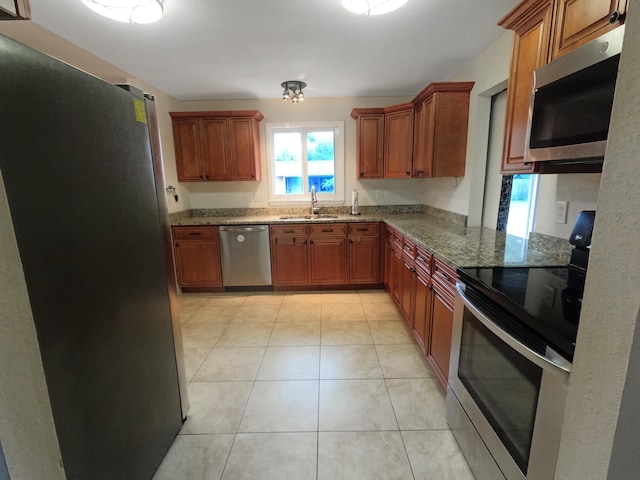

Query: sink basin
279;214;339;220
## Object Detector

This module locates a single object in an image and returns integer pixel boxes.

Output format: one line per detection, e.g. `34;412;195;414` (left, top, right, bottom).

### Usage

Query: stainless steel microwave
525;26;625;165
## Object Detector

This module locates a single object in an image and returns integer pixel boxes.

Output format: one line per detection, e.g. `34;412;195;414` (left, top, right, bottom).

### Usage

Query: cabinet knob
360;172;364;176
406;171;410;176
609;10;621;23
251;174;255;178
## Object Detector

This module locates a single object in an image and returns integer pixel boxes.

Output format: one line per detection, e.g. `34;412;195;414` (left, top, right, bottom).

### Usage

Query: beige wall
534;173;601;239
0;170;65;480
432;31;513;225
555;5;640;477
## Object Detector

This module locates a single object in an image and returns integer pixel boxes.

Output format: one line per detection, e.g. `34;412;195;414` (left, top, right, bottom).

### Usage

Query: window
266;122;345;205
502;174;539;238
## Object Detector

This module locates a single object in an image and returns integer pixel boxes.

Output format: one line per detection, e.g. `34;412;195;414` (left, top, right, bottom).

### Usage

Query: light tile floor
154;290;475;480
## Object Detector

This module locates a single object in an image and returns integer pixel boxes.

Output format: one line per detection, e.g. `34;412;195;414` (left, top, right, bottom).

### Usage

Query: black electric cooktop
457;266;586;362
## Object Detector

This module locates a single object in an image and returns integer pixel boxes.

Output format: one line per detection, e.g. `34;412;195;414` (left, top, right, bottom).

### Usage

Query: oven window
459;308;543;474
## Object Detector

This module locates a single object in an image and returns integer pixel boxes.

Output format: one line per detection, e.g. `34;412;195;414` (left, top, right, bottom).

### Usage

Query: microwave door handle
456;282;571;379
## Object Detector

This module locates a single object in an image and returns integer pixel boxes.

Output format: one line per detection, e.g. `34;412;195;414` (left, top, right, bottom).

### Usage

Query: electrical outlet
555;201;568;224
254;191;265;202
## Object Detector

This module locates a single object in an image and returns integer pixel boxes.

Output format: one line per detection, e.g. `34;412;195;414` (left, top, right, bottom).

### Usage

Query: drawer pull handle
356;227;368;231
417;255;426;262
284;229;294;234
189;232;202;236
322;229;334;232
436;271;452;283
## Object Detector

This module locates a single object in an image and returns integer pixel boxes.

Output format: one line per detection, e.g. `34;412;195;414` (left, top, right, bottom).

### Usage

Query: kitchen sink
279;214;339;220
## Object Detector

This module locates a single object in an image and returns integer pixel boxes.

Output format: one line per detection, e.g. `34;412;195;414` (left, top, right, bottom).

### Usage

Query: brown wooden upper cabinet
412;82;474;178
351;104;414;179
384;104;415;178
553;0;627;58
352;110;385;179
0;0;30;19
498;0;626;174
170;110;263;182
351;82;472;179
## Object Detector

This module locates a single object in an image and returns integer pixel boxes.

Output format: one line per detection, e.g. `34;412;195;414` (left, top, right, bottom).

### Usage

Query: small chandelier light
281;81;306;104
341;0;408;15
81;0;164;24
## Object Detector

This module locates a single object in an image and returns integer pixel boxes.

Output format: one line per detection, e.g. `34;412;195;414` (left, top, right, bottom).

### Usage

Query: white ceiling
27;0;519;101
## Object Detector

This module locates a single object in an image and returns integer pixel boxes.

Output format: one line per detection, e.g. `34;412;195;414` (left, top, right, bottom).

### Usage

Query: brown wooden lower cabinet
427;258;458;388
270;225;310;285
348;234;380;284
412;268;431;352
400;256;415;330
428;290;454;387
309;235;347;285
270;222;381;289
172;226;223;291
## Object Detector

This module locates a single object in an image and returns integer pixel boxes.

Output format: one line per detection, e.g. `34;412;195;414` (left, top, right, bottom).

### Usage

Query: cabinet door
501;1;554;174
271;237;309;285
229;117;260;181
553;0;627;58
388;245;403;305
172;118;204;181
201;118;232;181
357;114;385;179
384;109;414;178
174;239;223;287
400;259;415;329
412;271;431;353
349;235;380;284
432;90;471;177
412;100;434;178
310;236;347;284
429;292;454;388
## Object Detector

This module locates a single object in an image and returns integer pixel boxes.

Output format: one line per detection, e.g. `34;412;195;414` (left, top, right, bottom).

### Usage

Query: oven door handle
456;282;571;378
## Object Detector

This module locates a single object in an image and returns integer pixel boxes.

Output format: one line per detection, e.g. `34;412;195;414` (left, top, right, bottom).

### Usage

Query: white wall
169;96;431;209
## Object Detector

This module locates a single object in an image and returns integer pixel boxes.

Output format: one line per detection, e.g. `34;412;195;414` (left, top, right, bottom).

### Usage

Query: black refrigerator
0;35;188;479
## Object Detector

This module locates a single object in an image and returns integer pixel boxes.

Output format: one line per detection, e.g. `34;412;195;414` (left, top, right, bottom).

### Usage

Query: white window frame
265;121;345;205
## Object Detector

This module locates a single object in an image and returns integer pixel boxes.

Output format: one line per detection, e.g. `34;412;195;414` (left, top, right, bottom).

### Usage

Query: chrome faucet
310;185;319;215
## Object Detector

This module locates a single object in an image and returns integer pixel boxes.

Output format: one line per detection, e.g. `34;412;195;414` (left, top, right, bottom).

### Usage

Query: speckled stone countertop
170;210;571;270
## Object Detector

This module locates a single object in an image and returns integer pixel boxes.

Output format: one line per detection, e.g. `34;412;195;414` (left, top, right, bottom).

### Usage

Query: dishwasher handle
219;226;268;233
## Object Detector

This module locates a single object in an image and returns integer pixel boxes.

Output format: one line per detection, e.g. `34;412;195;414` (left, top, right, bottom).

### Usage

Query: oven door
447;281;571;480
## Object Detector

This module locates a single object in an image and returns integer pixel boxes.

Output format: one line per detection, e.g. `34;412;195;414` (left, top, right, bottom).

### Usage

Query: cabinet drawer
172;226;218;239
270;224;309;237
402;237;416;259
310;223;346;236
415;246;432;275
432;257;457;308
348;222;379;236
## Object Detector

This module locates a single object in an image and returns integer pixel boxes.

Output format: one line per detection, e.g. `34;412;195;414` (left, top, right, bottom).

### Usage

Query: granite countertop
170;211;571;270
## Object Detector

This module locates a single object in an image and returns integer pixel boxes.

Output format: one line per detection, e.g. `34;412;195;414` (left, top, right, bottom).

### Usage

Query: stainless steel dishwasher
218;225;272;287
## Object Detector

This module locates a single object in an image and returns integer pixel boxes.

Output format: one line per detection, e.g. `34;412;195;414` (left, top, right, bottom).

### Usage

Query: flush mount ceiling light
281;81;306;104
81;0;164;24
341;0;408;15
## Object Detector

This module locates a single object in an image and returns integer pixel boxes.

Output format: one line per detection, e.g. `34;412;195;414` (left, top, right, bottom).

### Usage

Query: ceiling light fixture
81;0;164;24
281;81;306;104
341;0;408;15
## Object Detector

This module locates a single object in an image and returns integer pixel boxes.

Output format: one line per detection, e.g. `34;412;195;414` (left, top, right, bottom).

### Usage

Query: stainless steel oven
447;272;575;480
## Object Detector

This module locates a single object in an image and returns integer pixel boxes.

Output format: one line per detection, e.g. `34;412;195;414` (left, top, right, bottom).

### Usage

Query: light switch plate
555;201;568;224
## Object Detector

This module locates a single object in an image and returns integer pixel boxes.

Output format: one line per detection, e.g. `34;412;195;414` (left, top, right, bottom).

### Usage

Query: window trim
265;121;345;205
